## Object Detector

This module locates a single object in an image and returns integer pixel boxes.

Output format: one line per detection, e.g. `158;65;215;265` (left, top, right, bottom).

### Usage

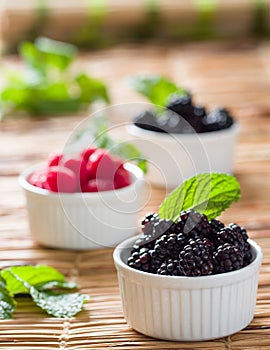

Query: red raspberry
46;166;77;193
81;179;115;192
47;151;63;167
87;149;118;180
114;166;131;189
62;157;88;188
28;169;48;189
81;147;97;162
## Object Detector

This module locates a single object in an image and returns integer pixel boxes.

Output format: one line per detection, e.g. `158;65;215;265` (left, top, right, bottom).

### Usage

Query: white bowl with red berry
128;76;239;189
113;173;263;341
19;147;144;250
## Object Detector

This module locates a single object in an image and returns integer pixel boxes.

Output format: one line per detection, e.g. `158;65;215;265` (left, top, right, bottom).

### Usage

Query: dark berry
228;223;253;265
210;219;225;232
157;110;194;134
133;110;164;132
213;243;244;273
154;233;183;259
179;237;214;276
217;227;245;252
127;210;251;276
202;107;234;132
140;213;173;244
157;259;181;276
166;93;194;118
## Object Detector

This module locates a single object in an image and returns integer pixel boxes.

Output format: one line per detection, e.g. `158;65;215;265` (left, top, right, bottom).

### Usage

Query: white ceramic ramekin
127;124;239;189
113;235;262;341
19;163;144;250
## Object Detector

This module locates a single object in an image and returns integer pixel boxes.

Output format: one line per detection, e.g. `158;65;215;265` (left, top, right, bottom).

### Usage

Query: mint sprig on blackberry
127;173;253;276
158;173;241;222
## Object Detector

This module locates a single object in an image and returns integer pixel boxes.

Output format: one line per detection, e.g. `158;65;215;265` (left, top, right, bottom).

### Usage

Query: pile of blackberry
127;210;253;276
133;93;234;134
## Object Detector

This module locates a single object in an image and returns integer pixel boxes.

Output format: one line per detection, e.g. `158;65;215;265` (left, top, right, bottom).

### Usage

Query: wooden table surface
0;40;270;349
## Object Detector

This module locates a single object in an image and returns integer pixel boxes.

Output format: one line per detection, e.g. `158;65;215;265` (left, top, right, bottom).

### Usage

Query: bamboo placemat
0;41;270;349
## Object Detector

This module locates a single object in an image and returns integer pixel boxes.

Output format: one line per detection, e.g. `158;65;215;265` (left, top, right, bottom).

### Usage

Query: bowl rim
113;234;262;286
127;122;240;142
19;162;144;198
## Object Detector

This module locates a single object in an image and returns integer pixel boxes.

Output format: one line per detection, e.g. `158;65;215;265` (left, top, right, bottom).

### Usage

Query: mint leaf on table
0;265;88;319
158;173;241;221
129;75;188;107
30;287;88;318
0;265;68;295
0;276;16;319
38;280;77;291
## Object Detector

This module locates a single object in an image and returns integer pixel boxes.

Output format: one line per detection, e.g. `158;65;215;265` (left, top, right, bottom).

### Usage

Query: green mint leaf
1;37;109;118
158;173;241;221
76;73;110;104
1;265;66;295
30;287;89;318
0;276;16;319
109;142;148;174
35;37;77;70
19;41;47;74
37;281;78;291
129;75;187;106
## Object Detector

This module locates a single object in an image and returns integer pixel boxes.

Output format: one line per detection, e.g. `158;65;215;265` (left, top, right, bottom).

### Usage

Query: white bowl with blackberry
127;75;239;189
113;174;263;341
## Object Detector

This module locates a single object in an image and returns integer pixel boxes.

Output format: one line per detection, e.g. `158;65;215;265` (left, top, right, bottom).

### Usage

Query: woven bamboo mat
1;41;270;349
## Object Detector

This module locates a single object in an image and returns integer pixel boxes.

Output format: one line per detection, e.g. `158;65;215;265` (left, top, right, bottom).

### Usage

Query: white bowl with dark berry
113;174;262;341
128;75;239;189
19;147;144;250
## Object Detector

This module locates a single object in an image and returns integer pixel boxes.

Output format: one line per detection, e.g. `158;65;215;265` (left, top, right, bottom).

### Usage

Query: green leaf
129;75;187;106
35;37;77;70
76;73;110;104
1;37;109;118
19;41;46;74
37;280;78;291
0;265;89;319
109;142;148;174
30;287;89;318
158;173;241;221
91;115;148;173
0;276;16;319
1;265;66;295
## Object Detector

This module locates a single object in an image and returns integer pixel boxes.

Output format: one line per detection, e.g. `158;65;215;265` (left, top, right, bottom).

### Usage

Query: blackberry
141;213;159;235
127;246;152;273
203;107;234;132
175;209;212;238
179;237;214;276
165;95;207;133
156;110;194;134
210;219;225;236
166;93;194;118
127;209;251;276
228;223;252;265
157;259;181;276
228;223;248;241
213;243;244;274
141;213;173;243
154;233;183;259
133;110;163;133
216;226;245;252
145;233;182;274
